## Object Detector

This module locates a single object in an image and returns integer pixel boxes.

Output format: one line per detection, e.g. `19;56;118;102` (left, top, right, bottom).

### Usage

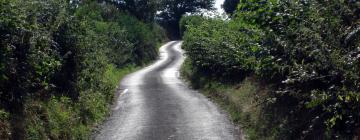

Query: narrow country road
95;41;242;140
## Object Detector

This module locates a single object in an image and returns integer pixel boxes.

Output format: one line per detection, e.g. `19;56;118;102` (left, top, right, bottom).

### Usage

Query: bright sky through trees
215;0;225;13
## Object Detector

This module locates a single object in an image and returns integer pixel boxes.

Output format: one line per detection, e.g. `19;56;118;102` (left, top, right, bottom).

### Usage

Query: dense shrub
179;16;205;37
222;0;240;15
0;0;166;139
182;16;262;82
0;109;10;139
183;0;360;139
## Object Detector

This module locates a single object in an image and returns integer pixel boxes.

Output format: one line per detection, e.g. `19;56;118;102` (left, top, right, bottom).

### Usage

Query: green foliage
183;16;262;82
24;64;141;140
104;64;138;88
222;0;240;15
157;0;215;38
0;0;68;103
0;109;10;139
179;15;204;37
101;0;159;22
46;97;79;139
25;97;91;140
0;0;166;139
78;91;108;125
181;59;272;140
183;0;360;139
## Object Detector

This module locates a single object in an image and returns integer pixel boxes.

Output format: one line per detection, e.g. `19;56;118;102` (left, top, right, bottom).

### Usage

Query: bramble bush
182;0;360;139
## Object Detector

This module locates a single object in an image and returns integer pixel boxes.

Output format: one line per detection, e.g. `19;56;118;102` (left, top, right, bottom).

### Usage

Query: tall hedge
0;0;166;139
182;0;360;139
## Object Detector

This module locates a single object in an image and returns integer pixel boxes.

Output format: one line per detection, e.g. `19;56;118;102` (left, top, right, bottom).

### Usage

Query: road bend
95;41;242;140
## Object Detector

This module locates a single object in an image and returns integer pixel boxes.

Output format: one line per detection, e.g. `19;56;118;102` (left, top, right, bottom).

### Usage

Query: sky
198;0;226;18
215;0;225;13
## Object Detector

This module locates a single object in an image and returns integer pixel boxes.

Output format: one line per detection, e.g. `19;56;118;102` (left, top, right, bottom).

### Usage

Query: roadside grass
180;59;276;140
104;64;140;89
24;64;141;139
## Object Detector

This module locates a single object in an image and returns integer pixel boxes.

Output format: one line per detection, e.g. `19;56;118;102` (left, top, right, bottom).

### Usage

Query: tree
101;0;159;22
157;0;215;39
222;0;239;15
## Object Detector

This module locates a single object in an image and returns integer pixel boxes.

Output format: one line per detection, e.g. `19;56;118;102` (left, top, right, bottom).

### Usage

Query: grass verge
23;64;141;139
180;59;277;140
105;64;140;88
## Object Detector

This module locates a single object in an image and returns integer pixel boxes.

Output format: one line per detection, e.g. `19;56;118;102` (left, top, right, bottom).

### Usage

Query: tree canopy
101;0;160;22
157;0;215;39
222;0;239;15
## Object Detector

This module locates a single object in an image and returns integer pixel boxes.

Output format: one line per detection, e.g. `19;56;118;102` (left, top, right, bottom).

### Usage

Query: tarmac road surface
94;41;242;140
